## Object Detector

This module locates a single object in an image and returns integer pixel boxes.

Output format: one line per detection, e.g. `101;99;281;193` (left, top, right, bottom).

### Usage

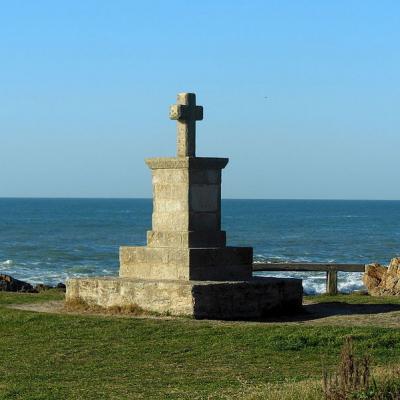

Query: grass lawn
1;291;400;399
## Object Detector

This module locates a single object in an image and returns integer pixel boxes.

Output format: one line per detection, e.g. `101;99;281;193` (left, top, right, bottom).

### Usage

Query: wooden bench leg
326;271;338;295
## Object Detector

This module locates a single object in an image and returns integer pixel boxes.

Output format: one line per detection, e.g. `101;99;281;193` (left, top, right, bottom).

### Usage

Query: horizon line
1;196;400;202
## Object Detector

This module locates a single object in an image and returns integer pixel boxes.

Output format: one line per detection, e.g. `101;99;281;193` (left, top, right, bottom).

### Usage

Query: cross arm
169;104;203;121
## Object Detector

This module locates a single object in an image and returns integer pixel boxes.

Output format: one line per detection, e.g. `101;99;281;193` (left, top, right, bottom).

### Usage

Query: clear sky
1;1;399;199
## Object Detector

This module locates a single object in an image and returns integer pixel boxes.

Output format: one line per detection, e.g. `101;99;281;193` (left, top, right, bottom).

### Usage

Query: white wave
291;257;313;263
338;272;365;293
101;269;114;274
0;260;13;266
302;280;326;295
254;270;364;295
254;256;322;264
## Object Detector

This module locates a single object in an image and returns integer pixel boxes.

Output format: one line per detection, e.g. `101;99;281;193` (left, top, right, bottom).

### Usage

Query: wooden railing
252;263;366;295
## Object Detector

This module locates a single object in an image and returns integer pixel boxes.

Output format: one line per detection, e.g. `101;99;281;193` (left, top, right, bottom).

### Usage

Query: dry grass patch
64;298;148;316
213;379;322;400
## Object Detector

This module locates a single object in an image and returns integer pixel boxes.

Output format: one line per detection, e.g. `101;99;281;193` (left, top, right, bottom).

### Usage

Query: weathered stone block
152;211;189;231
152;169;189;184
153;199;186;213
189;211;220;231
190;247;252;267
153;183;188;201
66;276;303;320
146;230;226;248
189;184;220;212
119;246;252;281
190;169;221;184
145;157;229;171
148;160;226;234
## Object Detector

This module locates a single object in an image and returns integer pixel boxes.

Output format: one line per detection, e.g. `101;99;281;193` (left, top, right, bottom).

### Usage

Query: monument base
66;277;303;320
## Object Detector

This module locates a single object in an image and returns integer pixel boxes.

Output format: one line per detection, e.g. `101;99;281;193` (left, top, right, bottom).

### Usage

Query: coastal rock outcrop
0;274;35;292
363;258;400;296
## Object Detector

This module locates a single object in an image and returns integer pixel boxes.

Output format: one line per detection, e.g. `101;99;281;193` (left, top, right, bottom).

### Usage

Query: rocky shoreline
363;258;400;296
0;274;66;293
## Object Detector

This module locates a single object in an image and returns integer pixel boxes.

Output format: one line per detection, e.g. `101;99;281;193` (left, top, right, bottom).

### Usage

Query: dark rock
0;274;35;292
56;282;66;292
35;283;52;292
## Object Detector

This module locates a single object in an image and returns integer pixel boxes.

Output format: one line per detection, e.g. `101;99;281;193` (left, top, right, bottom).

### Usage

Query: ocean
1;198;400;294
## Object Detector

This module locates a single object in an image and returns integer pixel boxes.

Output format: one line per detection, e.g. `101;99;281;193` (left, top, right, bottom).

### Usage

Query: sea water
1;198;400;294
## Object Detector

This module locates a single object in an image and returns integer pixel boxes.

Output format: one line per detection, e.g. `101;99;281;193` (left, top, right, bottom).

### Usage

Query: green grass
1;292;400;399
0;289;64;305
305;292;400;305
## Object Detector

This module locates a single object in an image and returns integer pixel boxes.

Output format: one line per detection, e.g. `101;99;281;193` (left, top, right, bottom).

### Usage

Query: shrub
323;337;400;400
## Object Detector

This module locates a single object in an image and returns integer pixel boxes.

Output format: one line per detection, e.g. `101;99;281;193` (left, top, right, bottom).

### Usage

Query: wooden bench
252;263;366;295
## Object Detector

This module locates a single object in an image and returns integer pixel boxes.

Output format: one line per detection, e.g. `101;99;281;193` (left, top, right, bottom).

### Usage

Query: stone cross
169;93;203;157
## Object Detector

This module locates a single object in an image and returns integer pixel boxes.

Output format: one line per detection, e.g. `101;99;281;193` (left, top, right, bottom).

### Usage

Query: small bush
323;337;400;399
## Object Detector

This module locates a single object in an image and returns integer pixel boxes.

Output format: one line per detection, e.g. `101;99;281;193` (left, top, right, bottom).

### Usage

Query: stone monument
66;92;302;319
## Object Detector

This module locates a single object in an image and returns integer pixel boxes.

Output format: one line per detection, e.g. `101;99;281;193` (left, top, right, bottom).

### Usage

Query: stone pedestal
66;92;303;319
119;156;253;282
67;277;302;320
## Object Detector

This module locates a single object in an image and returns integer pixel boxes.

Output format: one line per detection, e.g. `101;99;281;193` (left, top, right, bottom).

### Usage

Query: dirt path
10;301;65;314
7;300;400;327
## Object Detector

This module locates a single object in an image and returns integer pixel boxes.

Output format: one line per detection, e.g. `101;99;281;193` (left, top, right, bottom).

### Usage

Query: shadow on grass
259;302;400;323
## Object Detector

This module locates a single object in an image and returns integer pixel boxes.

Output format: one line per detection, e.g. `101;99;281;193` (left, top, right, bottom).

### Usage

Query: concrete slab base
66;276;303;320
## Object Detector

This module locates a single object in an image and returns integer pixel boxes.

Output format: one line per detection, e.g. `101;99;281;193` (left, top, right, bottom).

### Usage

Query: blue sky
1;1;399;199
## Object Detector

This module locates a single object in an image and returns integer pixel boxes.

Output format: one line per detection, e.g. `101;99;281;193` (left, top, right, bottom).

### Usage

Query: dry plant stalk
323;336;371;399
